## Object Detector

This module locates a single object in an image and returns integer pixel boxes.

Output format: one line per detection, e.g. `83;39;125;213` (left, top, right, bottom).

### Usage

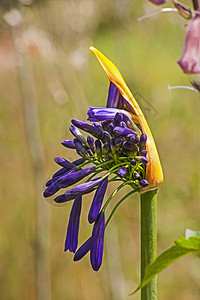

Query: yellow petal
89;46;163;191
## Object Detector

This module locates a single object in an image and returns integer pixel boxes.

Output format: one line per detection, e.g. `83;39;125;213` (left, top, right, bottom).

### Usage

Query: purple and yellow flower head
44;47;163;271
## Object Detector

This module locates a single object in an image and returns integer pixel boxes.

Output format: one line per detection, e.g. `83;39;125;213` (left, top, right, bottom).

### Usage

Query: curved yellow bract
89;46;163;191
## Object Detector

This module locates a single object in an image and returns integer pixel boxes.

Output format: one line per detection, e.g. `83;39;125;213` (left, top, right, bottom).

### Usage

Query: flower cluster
44;101;149;270
44;47;163;271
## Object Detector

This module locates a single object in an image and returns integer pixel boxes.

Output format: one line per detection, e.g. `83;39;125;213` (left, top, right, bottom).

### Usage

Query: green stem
140;190;158;300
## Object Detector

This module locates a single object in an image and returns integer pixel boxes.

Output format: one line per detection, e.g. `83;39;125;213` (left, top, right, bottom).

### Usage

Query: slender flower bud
43;181;60;197
106;81;120;108
57;167;95;188
139;179;149;187
113;126;137;137
95;140;102;157
110;138;116;155
71;119;102;139
178;12;200;74
135;156;149;164
88;177;108;223
115;137;123;146
140;150;148;157
113;112;124;126
117;166;127;178
133;172;140;180
139;133;147;150
54;177;103;203
103;142;110;156
61;140;76;149
54;157;76;169
90;212;105;271
74;138;88;157
73;237;92;261
87;135;95;153
102;131;111;142
65;195;82;253
69;125;87;144
130;159;136;166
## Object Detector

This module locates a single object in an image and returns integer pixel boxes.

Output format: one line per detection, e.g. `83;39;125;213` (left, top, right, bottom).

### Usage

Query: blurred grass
0;1;200;299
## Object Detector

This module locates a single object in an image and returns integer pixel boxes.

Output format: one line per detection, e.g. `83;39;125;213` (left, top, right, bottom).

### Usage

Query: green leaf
185;228;200;238
131;230;200;295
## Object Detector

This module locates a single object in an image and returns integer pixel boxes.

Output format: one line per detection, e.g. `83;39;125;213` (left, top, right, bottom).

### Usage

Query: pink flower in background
178;12;200;74
148;0;167;5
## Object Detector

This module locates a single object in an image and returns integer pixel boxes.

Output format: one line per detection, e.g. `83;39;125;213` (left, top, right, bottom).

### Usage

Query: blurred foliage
0;0;200;300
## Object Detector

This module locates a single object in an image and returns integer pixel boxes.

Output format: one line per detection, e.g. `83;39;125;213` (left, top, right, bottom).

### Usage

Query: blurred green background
0;0;200;299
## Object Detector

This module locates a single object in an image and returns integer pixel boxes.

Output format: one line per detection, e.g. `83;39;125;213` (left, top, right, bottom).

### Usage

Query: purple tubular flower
103;142;110;156
69;125;87;144
149;0;167;4
106;82;120;108
139;179;149;187
74;138;88;157
139;133;147;150
126;134;139;144
133;172;140;180
54;157;76;169
54;177;103;203
71;119;102;139
88;177;108;223
110;138;116;155
113;112;124;126
102;131;111;142
140;150;147;157
90;212;105;271
130;159;136;166
43;181;60;197
135;156;149;164
178;12;200;74
117;166;127;178
57;167;95;188
88;107;133;123
87;135;95;153
73;237;92;261
95;140;102;157
61;140;76;149
113;126;137;137
115;137;123;146
64;195;82;253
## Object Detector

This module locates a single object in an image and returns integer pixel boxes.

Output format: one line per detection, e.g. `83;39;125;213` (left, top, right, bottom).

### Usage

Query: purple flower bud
87;107;133;123
69;125;87;144
90;212;105;271
139;179;149;187
130;159;136;166
65;195;82;253
54;157;76;169
108;123;114;135
117;166;127;178
115;137;123;147
53;167;69;179
122;141;133;150
139;133;147;150
140;150;147;157
102;120;111;131
73;158;85;166
74;138;88;155
87;135;95;153
126;134;139;144
110;138;116;155
113;126;137;137
135;156;149;164
133;172;140;180
178;12;200;74
57;167;95;188
54;177;103;203
88;177;108;223
103;142;110;156
148;0;167;5
95;140;102;157
102;131;111;142
61;140;76;149
71;119;102;139
113;112;124;126
106;82;120;108
43;181;60;197
73;237;92;261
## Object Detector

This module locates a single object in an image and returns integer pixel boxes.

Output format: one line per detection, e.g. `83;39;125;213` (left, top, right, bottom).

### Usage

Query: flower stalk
140;190;158;300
